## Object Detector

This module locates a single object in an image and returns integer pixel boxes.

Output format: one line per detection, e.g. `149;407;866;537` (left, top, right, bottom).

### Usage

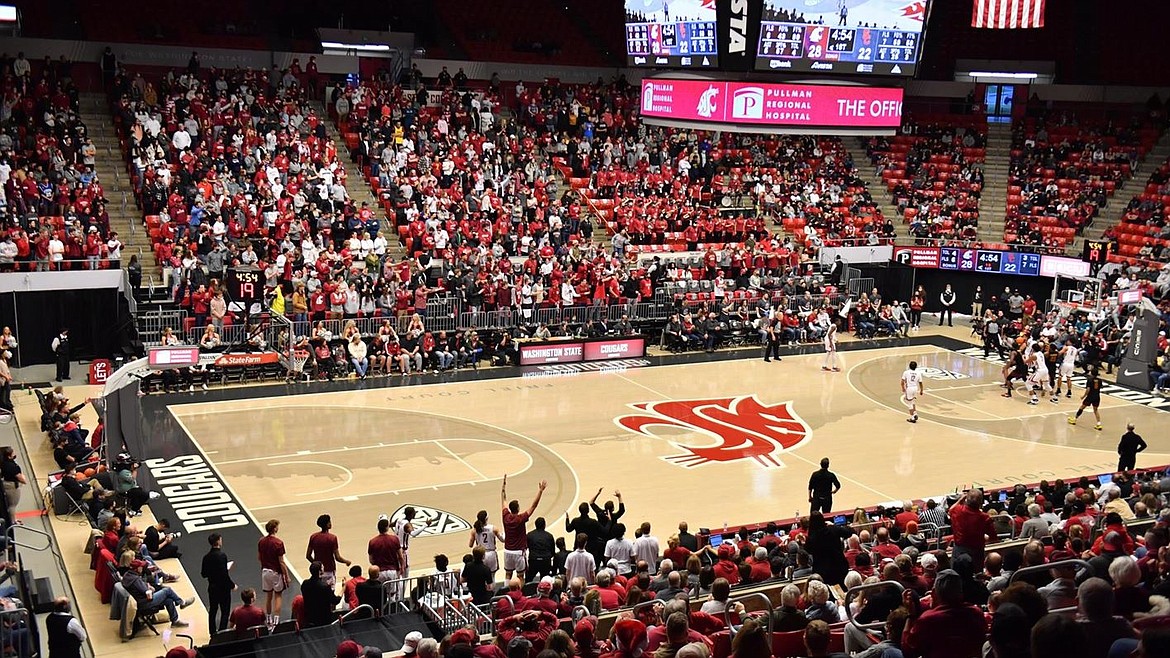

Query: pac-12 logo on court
917;367;969;380
389;505;471;537
615;395;812;469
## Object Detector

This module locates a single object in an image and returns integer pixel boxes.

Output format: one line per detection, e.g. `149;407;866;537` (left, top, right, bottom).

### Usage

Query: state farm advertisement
640;79;903;128
519;342;584;366
582;337;647;361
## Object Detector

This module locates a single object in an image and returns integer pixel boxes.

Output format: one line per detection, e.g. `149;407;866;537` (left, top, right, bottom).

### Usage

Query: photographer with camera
112;453;159;515
145;518;182;560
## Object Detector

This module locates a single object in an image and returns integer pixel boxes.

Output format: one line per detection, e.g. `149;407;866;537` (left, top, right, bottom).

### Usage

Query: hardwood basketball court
166;340;1170;582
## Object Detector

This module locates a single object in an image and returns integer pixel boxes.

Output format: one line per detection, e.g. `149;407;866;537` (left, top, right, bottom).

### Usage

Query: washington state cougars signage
615;395;812;468
641;78;904;129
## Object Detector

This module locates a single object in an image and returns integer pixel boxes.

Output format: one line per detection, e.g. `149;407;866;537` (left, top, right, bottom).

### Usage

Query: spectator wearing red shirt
341;565;366;611
948;490;997;570
900;569;986;658
871;526;903;562
747;547;772;583
228;588;266;631
894;502;919;532
500;475;547;581
305;514;352;588
257;519;289;626
712;544;740;585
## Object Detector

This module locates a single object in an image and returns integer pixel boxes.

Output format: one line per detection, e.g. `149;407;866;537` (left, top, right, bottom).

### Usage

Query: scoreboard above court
754;0;931;76
625;0;719;68
756;23;921;75
897;246;1050;277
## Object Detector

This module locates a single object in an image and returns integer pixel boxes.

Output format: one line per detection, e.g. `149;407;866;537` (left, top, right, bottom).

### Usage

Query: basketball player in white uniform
469;510;503;576
901;360;924;423
1024;343;1055;405
1056;341;1077;398
393;506;429;577
821;322;840;372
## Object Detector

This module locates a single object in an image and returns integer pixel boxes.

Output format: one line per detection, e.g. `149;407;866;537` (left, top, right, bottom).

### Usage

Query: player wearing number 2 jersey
901;361;924;423
470;510;503;576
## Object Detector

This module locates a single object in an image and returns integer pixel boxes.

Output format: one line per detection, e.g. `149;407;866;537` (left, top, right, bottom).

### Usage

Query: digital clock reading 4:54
226;267;263;304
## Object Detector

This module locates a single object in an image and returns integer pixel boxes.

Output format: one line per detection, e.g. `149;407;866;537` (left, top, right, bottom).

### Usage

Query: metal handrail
844;580;906;632
724;591;773;638
632;598;666;622
1008;559;1093;585
6;524;52;552
337;604;374;623
992;513;1017;540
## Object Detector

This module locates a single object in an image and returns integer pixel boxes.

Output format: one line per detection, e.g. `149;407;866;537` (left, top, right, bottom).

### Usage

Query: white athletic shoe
1028;398;1039;405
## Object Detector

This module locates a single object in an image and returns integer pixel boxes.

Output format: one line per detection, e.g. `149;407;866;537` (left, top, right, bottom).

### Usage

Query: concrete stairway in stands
1071;129;1170;253
77;93;161;282
975;121;1013;244
313;101;408;261
847;141;906;238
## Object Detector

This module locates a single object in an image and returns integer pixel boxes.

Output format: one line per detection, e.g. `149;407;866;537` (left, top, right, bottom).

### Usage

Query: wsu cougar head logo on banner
615;395;812;468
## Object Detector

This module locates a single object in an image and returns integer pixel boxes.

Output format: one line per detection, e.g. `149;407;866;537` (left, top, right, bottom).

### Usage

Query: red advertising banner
640;79;904;128
582;337;647;361
89;359;112;385
892;246;941;268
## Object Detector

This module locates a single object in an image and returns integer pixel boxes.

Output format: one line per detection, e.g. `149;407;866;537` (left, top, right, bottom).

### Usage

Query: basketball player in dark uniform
1068;369;1103;430
1001;346;1028;397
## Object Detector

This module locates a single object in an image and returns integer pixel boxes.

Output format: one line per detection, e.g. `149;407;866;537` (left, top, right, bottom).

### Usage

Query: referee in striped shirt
918;498;948;530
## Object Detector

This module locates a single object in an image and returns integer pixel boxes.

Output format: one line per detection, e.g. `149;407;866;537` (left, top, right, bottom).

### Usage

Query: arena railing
703;465;1170;551
844;580;906;632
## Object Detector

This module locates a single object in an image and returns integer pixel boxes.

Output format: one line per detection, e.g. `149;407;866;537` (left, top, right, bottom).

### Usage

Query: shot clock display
625;0;719;68
226;267;263;305
756;0;930;76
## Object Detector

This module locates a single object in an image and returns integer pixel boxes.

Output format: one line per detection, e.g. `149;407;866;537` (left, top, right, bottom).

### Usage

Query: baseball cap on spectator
165;649;196;658
1035;494;1046;505
450;628;478;645
919;552;938;569
1102;532;1124;553
401;631;424;654
574;617;596;645
612;619;647;653
337;640;364;658
717;544;736;559
905;521;919;534
538;577;554;593
933;569;963;602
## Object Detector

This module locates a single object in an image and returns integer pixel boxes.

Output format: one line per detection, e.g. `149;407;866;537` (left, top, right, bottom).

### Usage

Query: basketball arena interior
1;1;1170;658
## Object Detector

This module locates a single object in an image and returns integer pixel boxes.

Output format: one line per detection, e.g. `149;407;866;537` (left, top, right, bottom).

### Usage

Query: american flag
971;0;1046;29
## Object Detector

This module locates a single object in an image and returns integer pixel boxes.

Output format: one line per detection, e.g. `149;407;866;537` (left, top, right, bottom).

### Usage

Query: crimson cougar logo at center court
615;396;812;468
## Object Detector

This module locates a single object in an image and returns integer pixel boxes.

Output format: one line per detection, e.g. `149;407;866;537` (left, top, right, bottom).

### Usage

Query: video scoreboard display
625;0;718;68
939;247;1041;276
756;0;930;76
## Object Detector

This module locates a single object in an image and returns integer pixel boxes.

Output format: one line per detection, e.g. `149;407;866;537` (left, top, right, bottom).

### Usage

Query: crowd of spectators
1004;110;1161;252
0;53;123;270
1100;155;1170;266
864;116;986;244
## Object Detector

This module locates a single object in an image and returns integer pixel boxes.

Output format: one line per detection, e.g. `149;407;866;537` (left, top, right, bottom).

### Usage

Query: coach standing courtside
1117;424;1147;472
808;458;841;515
201;533;235;633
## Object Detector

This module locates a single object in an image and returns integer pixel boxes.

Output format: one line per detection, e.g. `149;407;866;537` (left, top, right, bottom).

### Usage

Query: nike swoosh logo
1123;370;1142;376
